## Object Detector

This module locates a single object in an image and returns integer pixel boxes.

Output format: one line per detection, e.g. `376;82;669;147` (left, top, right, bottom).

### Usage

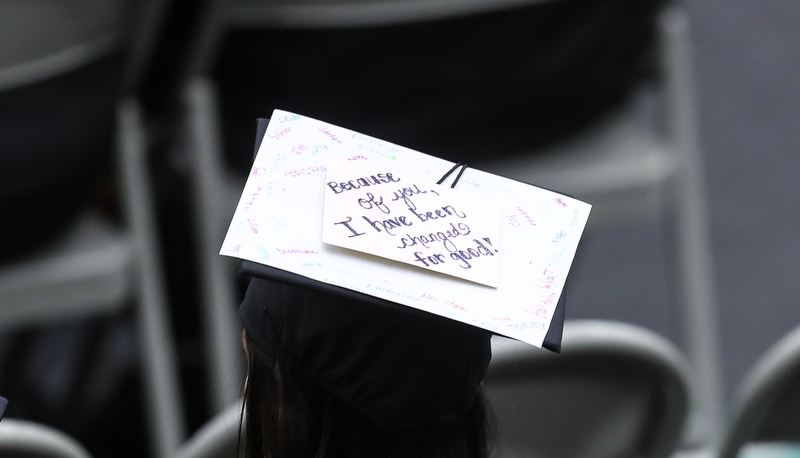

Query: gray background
568;0;800;407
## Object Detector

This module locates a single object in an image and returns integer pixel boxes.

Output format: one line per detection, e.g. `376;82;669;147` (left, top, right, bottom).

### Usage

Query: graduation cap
226;111;589;439
0;396;7;422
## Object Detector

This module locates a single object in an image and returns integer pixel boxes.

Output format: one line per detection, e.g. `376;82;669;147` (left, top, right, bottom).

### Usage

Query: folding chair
0;418;92;458
171;0;722;442
472;7;724;444
717;322;800;458
0;1;186;456
485;320;692;458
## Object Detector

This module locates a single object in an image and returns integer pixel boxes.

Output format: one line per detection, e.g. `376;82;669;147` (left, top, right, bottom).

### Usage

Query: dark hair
243;332;495;458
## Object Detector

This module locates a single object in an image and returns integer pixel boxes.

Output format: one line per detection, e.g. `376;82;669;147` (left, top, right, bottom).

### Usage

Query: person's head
239;278;495;458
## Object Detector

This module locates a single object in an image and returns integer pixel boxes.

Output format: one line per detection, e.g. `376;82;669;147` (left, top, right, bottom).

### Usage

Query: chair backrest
173;401;244;458
717;323;800;458
0;0;171;94
0;0;175;261
0;419;92;458
182;0;557;79
484;320;692;458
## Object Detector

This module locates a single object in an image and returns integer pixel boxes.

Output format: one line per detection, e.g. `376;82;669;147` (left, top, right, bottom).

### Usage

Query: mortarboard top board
228;111;588;439
244;119;567;350
223;110;591;352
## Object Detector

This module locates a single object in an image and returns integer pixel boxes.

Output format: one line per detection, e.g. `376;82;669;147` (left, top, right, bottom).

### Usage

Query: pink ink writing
268;127;292;140
516;206;537;226
247;219;259;234
275;248;319;255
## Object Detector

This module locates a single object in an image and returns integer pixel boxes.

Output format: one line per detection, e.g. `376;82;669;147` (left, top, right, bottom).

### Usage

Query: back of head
240;278;495;458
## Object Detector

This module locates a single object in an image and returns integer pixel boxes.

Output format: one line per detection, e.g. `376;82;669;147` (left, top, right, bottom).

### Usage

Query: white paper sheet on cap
220;109;592;347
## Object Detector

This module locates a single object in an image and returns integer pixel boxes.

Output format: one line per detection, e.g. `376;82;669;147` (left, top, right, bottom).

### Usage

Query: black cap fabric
239;277;492;440
0;396;7;422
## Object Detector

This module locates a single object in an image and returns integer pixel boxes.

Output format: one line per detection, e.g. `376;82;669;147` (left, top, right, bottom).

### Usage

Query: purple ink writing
319;128;342;143
285;165;326;178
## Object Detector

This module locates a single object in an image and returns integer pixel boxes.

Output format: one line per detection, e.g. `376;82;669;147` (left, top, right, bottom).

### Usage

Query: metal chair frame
717;322;800;458
486;320;693;458
0;419;93;458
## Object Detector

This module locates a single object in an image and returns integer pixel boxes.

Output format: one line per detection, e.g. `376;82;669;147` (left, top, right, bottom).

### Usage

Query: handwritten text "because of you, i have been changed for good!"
322;160;502;287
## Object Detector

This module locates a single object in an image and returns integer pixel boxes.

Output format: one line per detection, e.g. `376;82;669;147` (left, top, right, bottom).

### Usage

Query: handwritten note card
220;109;592;348
322;160;502;287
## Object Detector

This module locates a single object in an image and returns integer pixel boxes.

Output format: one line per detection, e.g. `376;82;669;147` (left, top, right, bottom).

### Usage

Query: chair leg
118;99;187;458
659;7;724;447
183;77;245;413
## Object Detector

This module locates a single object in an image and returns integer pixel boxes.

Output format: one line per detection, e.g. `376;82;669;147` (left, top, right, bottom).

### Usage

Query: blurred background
566;0;800;405
0;0;799;457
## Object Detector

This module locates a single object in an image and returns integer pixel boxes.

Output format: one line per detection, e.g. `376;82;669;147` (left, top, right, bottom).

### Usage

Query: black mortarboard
237;118;566;439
